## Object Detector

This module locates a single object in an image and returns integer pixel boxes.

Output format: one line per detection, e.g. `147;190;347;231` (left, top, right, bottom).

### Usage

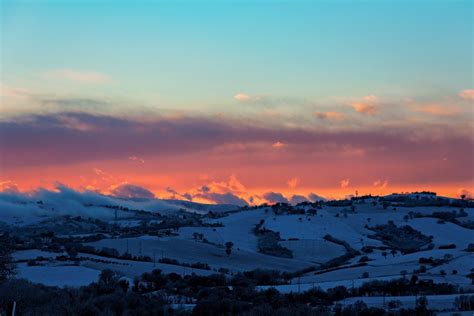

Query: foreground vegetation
1;264;472;316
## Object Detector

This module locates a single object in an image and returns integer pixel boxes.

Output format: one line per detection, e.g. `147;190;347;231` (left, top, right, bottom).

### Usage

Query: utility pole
7;301;16;316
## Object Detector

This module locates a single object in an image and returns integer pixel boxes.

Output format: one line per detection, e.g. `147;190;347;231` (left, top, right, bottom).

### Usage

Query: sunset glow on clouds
351;95;379;115
0;0;472;204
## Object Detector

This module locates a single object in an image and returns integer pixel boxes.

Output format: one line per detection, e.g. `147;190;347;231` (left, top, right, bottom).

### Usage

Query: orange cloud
459;89;474;101
340;178;350;188
272;141;286;149
185;175;249;206
234;93;251;102
93;168;113;181
315;111;345;121
351;95;378;115
0;180;19;193
2;110;473;202
373;179;389;189
287;177;299;189
414;104;462;116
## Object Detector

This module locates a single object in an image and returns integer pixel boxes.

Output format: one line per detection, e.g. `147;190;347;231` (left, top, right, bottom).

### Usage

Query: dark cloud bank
1;111;472;184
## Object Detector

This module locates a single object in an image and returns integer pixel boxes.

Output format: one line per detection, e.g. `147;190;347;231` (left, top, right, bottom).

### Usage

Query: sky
0;0;473;204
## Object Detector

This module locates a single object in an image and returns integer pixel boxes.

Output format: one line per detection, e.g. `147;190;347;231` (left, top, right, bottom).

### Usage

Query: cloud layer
1;110;472;192
1;86;473;202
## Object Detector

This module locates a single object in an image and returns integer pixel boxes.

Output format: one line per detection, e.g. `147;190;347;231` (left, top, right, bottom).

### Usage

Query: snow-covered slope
5;194;474;296
0;186;238;226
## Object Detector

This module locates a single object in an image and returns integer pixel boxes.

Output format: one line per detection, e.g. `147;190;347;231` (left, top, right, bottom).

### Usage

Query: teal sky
1;0;472;111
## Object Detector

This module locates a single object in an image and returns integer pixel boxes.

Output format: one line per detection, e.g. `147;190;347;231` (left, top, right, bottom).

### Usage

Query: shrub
464;243;474;252
438;244;456;250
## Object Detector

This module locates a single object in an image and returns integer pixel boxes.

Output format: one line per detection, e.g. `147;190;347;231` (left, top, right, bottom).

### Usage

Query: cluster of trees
158;258;211;271
1;266;463;316
409;209;474;230
0;273;173;316
0;231;466;316
368;221;433;254
72;244;155;262
382;194;474;208
352;276;456;297
0;234;15;282
455;295;474;311
254;220;293;258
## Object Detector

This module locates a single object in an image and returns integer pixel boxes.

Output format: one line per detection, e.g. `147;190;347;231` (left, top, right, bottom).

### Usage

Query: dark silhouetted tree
0;234;15;282
225;241;234;256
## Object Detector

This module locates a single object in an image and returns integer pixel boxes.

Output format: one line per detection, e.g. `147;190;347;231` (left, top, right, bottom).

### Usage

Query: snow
5;195;474;297
337;294;463;310
0;187;239;227
16;263;101;287
86;236;311;273
79;253;216;278
13;250;66;261
409;218;473;248
280;239;346;263
258;275;403;293
263;212;382;248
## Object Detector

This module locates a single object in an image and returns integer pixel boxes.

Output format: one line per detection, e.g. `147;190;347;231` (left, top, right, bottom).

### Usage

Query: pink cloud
315;111;345;121
414;104;462;116
287;177;299;189
129;156;145;164
57;114;96;131
183;175;249;206
2;111;473;193
373;179;389;189
234;93;251;102
458;89;474;101
340;179;350;188
0;180;20;193
272;141;286;149
351;95;378;115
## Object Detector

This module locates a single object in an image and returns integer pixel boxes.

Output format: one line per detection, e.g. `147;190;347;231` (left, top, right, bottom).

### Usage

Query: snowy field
15;263;101;287
85;236;312;273
337;294;463;310
6;195;474;311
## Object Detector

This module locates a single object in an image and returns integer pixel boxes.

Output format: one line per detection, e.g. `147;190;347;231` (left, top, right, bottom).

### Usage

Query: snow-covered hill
3;191;474;314
0;185;239;226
